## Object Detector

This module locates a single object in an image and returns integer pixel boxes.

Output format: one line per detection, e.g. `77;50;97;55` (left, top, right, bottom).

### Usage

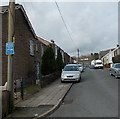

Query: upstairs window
41;44;45;57
36;43;38;52
30;40;34;56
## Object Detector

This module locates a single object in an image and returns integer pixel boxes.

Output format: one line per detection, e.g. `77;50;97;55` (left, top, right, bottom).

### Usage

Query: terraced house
101;45;120;68
1;4;72;87
1;4;42;86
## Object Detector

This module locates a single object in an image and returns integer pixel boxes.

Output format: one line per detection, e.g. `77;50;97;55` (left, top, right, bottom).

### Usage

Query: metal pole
77;49;79;63
7;0;15;112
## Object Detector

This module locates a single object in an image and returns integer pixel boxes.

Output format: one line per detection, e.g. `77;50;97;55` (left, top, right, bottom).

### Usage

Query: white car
78;64;84;72
61;64;81;82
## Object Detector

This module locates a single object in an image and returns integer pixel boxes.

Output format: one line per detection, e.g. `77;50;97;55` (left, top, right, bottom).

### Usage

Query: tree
41;46;56;75
56;48;64;71
94;53;99;60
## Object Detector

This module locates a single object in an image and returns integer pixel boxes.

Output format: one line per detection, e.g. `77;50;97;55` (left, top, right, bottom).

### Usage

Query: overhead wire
21;1;78;56
54;1;78;51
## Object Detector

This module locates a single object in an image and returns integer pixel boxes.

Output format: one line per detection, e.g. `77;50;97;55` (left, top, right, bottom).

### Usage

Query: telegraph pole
77;49;79;63
7;0;15;112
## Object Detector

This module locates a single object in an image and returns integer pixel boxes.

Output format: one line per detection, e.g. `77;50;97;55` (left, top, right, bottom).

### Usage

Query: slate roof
1;4;36;38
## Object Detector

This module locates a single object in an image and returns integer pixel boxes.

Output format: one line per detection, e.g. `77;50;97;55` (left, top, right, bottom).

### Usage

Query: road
50;68;118;117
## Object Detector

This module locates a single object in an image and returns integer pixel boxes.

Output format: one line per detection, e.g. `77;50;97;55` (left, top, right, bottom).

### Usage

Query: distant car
61;64;81;82
94;60;103;69
78;64;84;72
109;63;120;79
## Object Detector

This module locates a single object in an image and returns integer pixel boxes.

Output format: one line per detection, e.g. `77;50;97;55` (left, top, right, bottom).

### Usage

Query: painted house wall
101;46;120;67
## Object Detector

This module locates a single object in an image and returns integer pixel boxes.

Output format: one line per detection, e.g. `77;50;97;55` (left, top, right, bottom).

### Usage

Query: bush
56;48;64;71
41;46;56;75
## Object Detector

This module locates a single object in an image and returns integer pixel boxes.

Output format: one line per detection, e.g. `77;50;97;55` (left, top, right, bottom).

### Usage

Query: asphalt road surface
50;68;118;117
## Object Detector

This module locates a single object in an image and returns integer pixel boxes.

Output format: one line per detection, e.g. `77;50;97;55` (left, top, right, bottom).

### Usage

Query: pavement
6;79;73;119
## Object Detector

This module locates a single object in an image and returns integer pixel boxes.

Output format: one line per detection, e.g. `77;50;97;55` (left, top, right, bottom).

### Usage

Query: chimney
51;40;54;44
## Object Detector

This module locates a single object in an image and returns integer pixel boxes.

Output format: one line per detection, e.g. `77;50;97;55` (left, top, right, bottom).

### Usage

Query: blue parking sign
6;42;14;55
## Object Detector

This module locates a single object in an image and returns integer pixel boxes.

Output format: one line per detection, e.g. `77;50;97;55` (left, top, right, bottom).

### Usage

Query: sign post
7;0;15;112
6;42;14;55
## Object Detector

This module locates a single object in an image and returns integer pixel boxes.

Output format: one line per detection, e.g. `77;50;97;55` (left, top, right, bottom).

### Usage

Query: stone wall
40;71;61;88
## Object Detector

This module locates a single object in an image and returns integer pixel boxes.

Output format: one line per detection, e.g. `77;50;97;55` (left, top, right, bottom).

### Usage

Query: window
62;51;64;63
41;44;44;57
114;63;120;68
30;40;34;56
36;62;40;80
36;43;38;52
55;46;58;59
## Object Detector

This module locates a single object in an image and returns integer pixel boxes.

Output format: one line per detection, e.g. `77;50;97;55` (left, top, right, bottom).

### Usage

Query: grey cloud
2;1;118;57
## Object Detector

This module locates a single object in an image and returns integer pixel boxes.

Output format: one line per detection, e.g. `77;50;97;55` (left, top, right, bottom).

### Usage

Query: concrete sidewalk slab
6;79;73;118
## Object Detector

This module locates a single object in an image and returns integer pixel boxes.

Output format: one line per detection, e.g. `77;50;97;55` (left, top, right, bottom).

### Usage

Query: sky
1;0;119;57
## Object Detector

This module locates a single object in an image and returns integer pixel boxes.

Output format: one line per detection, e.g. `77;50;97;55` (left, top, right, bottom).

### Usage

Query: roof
95;59;102;62
65;64;79;66
99;48;115;58
1;4;36;38
0;6;8;13
37;36;50;46
101;46;119;59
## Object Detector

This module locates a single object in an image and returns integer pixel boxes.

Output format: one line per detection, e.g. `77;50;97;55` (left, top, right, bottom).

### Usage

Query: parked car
109;63;120;79
61;64;81;82
78;63;84;72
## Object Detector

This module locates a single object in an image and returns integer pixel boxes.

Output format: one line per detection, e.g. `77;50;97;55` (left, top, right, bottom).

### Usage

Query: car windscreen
64;66;79;71
115;64;120;68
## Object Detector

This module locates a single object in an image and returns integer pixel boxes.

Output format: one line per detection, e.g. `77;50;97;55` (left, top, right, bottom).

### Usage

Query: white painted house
101;46;120;67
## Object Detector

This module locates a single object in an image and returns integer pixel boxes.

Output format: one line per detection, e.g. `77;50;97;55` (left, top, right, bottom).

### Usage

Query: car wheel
77;79;80;83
